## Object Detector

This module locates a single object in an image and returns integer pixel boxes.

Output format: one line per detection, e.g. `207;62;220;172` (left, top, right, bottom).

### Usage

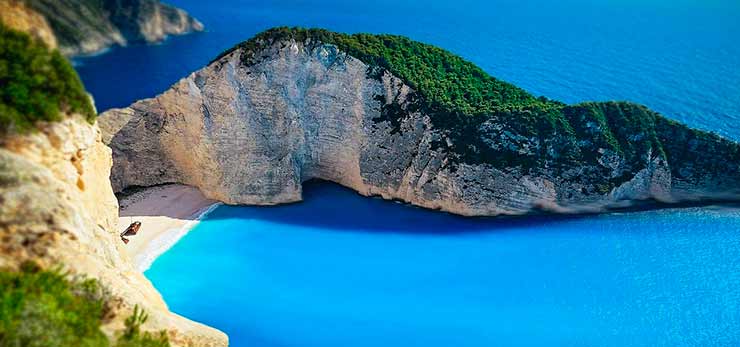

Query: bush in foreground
0;23;95;134
0;262;169;347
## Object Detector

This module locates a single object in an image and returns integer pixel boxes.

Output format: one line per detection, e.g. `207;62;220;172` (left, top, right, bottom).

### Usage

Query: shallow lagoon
146;183;740;346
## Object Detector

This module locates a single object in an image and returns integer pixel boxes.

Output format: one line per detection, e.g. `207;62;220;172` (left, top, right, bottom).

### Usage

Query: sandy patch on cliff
117;184;220;272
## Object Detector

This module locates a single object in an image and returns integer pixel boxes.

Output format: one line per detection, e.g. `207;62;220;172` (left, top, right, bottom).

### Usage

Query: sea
74;0;740;346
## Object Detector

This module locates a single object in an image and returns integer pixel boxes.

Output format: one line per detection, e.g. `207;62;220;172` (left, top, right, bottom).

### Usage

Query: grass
0;262;109;347
0;262;170;347
0;23;95;134
115;306;170;347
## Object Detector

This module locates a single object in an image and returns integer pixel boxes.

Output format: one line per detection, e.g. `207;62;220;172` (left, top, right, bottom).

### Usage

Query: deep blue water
146;183;740;347
72;0;740;346
77;0;740;140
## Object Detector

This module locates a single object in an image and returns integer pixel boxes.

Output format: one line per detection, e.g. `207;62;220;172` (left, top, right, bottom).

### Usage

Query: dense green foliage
0;262;109;347
656;116;740;182
0;23;95;133
217;27;739;192
0;263;169;347
217;27;550;115
215;27;572;161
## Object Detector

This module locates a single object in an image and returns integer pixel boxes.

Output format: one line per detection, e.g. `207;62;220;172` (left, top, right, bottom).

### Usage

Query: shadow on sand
200;181;599;234
119;180;740;235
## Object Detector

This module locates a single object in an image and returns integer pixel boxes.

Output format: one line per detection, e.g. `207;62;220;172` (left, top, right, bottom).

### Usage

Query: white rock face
100;40;740;216
0;117;227;347
136;2;204;44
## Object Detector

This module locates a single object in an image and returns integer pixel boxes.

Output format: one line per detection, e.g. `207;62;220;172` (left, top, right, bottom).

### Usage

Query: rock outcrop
100;30;740;216
0;117;227;347
0;22;225;346
18;0;204;56
0;0;57;49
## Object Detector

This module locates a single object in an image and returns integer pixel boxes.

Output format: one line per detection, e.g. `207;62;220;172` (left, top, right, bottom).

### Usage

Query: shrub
0;23;95;134
217;27;545;116
115;305;170;347
0;262;170;347
216;27;740;190
0;262;109;347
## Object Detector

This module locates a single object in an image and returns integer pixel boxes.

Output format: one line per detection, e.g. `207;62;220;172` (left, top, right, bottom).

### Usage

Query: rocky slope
18;0;203;56
100;28;740;216
0;117;227;346
0;0;57;49
0;24;226;346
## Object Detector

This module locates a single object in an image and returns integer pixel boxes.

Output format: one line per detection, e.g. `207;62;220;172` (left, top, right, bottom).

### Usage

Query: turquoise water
146;183;740;346
72;0;740;345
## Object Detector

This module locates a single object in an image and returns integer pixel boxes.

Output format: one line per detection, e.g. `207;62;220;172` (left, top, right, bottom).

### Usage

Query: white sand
117;184;221;272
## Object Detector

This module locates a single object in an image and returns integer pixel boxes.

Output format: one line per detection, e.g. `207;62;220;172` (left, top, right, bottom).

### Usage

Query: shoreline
133;202;221;272
116;183;740;273
117;184;220;272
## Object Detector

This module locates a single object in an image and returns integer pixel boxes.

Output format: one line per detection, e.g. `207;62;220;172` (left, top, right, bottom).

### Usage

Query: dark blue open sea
75;1;740;346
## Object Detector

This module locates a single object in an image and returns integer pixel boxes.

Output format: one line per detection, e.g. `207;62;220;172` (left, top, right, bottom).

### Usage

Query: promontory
0;0;203;56
101;27;740;217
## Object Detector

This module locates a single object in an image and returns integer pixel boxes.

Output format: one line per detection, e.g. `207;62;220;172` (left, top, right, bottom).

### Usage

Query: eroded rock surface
19;0;204;56
101;38;740;216
0;117;227;347
0;0;57;49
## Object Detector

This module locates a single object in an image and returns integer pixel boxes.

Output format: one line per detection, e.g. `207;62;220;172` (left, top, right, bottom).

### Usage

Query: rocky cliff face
0;0;57;49
0;117;227;346
20;0;203;56
100;35;740;216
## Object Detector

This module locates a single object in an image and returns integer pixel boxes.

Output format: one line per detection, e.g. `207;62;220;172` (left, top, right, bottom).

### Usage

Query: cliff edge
15;0;204;56
100;28;740;216
0;24;226;346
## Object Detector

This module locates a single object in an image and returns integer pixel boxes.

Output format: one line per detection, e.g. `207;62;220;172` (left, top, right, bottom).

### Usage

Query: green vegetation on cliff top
0;23;95;134
0;262;169;347
216;27;549;116
217;27;738;185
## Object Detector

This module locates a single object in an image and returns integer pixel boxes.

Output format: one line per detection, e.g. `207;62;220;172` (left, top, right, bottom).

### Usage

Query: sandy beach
117;184;220;271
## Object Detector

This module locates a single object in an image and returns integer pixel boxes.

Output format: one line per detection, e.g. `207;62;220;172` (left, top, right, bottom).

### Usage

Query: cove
145;182;740;346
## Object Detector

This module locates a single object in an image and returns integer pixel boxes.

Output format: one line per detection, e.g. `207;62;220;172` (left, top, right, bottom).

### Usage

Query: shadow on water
120;180;740;235
201;180;599;234
202;180;740;234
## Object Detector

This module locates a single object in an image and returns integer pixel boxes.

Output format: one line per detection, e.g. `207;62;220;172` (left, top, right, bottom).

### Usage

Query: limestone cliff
0;22;225;345
17;0;204;56
100;29;740;216
0;0;57;49
0;117;227;346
